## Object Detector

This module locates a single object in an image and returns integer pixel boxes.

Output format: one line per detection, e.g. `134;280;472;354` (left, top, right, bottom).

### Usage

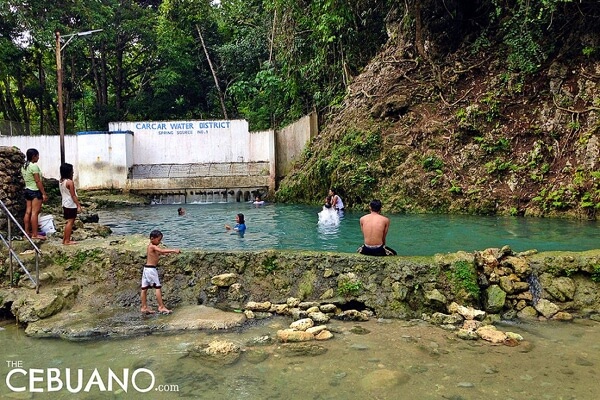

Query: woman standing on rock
21;148;48;240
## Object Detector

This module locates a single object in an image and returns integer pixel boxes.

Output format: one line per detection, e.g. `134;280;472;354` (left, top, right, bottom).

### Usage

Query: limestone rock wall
2;239;599;327
0;146;25;233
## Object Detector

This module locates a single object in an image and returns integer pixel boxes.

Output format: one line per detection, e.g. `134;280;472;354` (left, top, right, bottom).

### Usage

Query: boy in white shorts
141;230;180;315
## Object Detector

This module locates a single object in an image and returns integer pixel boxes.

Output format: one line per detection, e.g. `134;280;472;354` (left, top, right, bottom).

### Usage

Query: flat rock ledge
24;305;246;340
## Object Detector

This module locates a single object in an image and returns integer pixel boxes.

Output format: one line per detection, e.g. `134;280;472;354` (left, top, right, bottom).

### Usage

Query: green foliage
492;0;553;74
64;249;103;272
485;158;515;176
262;255;279;274
277;127;382;206
54;253;70;266
500;72;525;94
471;34;492;55
592;265;600;283
480;93;501;122
422;155;444;172
12;272;21;285
449;260;480;299
448;181;462;195
474;136;511;154
533;170;600;213
533;187;573;212
227;63;289;130
337;278;363;297
582;46;596;57
567;120;581;132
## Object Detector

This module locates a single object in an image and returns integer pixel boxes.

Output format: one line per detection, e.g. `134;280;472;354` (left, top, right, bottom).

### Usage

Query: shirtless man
358;199;397;256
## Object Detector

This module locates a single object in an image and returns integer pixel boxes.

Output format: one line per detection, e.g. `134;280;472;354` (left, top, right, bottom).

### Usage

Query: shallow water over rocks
1;316;599;399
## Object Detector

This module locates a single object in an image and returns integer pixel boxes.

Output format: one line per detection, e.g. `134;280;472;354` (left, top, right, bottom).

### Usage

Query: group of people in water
21;148;82;245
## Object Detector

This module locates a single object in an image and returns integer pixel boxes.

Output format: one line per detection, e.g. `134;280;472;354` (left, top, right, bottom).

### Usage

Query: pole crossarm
60;29;104;51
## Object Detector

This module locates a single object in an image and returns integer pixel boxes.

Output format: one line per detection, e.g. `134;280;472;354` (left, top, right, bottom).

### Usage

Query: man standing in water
357;199;397;256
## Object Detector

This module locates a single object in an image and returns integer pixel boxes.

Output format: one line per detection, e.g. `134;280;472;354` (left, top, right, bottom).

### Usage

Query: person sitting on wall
357;199;397;256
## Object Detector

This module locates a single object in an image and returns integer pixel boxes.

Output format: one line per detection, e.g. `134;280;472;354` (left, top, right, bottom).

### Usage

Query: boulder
290;318;314;331
484;285;506;313
534;298;560;318
188;340;241;366
211;273;238;287
476;325;507;343
276;329;314;343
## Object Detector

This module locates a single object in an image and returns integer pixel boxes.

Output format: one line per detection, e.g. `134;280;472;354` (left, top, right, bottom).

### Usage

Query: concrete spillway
127;162;270;204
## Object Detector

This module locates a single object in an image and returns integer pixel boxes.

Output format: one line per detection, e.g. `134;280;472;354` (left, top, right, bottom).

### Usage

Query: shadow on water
97;203;600;256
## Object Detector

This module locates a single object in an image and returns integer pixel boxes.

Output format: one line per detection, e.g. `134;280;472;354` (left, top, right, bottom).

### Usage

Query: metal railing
0;199;41;293
0;119;32;136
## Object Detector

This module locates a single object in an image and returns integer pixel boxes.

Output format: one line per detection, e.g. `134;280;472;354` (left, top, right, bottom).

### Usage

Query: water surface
1;317;599;399
97;203;600;256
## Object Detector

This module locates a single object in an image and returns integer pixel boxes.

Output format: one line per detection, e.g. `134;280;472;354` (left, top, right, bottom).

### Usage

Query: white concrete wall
276;113;317;178
109;120;253;164
250;130;276;190
1;114;309;194
250;130;274;162
77;131;134;189
0;135;78;181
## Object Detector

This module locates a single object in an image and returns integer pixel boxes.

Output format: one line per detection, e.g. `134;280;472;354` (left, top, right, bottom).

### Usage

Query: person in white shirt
59;163;82;245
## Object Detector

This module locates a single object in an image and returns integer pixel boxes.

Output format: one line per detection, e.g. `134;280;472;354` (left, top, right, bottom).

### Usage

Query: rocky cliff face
0;147;25;232
277;5;600;219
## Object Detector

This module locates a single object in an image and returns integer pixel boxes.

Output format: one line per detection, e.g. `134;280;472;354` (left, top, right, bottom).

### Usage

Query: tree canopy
0;0;598;134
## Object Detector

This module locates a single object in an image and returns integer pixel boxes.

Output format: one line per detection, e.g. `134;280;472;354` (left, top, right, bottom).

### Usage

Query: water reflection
96;203;600;256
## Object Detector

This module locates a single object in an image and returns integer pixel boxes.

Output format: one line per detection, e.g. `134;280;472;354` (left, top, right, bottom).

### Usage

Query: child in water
319;195;340;226
225;213;246;237
59;163;82;245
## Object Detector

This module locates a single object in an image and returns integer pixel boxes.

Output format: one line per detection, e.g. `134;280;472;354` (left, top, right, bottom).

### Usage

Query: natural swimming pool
3;203;600;399
96;202;600;256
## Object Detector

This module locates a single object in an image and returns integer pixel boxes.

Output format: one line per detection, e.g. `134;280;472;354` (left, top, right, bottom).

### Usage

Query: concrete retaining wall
0;115;314;197
276;113;317;179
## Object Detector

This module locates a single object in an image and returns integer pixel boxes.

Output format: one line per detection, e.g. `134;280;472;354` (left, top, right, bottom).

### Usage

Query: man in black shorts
357;199;397;256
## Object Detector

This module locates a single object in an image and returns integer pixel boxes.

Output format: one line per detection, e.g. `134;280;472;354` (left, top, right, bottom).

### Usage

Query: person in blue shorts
21;148;48;240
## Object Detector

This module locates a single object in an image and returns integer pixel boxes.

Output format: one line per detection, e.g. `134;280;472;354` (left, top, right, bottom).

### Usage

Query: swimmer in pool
225;213;246;237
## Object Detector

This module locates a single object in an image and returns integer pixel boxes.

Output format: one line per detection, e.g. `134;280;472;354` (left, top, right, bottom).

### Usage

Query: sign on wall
108;120;253;165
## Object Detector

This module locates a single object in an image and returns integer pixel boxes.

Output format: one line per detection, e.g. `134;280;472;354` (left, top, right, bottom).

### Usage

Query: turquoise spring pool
96;203;600;255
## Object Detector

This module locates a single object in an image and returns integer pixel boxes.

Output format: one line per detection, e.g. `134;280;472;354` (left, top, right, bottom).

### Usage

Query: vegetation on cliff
1;1;598;218
276;1;600;219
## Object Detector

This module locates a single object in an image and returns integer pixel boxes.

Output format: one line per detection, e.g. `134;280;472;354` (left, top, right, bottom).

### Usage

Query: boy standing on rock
141;230;180;315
